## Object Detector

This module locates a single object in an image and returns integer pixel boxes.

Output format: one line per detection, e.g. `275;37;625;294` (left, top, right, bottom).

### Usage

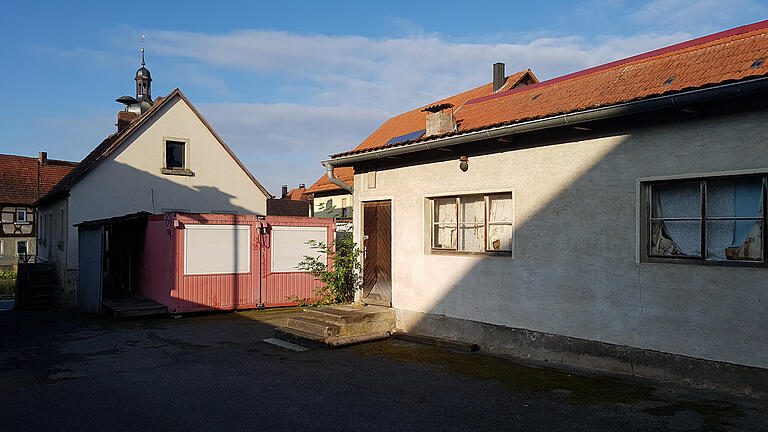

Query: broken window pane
650;220;701;257
488;193;513;251
707;220;762;261
433;198;457;249
459;195;484;251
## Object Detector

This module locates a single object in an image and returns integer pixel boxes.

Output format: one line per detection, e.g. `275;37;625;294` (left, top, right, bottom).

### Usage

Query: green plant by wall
293;233;362;306
0;270;15;299
0;270;17;280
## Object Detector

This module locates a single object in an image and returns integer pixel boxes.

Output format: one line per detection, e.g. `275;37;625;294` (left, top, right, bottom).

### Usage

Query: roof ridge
466;19;768;106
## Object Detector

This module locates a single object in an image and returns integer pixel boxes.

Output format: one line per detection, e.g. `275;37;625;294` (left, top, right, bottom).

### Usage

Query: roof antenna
140;34;146;66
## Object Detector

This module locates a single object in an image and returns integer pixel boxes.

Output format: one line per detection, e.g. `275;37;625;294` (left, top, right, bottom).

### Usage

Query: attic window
162;138;194;176
663;76;676;86
751;58;765;69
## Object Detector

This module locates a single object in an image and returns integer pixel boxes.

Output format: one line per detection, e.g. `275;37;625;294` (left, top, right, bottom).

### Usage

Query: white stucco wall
354;109;768;369
313;192;352;219
53;95;268;271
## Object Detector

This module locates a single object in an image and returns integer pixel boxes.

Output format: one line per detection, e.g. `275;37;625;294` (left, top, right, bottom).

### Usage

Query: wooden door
362;201;392;306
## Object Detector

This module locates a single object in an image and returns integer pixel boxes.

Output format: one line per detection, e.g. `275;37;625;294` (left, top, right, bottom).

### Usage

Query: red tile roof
38;89;272;205
331;20;768;159
306;70;537;193
0;154;77;205
282;187;312;200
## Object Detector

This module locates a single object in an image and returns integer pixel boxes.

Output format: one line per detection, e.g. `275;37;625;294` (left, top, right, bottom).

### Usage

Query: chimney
38;152;47;166
117;111;138;133
493;62;505;92
299;183;305;189
281;185;288;198
423;103;456;137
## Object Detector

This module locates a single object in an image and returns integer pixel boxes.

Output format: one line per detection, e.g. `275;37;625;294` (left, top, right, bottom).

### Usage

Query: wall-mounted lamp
459;155;469;172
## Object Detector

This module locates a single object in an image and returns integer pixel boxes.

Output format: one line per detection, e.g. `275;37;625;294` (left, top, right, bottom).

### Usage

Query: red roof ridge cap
466;19;768;106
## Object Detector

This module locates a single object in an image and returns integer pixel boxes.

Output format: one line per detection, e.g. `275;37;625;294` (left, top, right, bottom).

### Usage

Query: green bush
292;233;362;306
0;269;16;280
0;278;14;299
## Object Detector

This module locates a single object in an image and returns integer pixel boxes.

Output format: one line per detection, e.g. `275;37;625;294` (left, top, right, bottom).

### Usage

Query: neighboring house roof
305;166;355;194
283;187;312;200
305;70;537;194
37;89;272;206
0;154;77;205
331;20;768;159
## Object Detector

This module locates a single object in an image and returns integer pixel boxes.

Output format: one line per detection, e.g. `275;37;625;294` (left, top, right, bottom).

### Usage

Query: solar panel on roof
386;129;426;146
751;58;765;68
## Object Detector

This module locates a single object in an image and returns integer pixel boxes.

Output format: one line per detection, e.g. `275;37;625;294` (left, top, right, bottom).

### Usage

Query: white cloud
144;28;700;194
631;0;767;30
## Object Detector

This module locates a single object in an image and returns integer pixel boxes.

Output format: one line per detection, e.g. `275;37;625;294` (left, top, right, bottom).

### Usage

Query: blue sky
1;0;766;195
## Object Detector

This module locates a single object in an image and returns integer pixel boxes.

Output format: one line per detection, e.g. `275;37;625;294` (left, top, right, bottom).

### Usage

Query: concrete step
303;305;395;326
286;317;340;337
274;327;329;350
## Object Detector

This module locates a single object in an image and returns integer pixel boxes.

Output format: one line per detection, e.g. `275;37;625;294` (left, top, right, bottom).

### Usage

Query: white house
322;22;768;396
36;61;271;304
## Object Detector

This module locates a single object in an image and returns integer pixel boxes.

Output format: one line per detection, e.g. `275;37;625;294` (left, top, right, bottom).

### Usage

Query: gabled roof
305;70;536;193
282;187;312;201
38;89;272;205
331;20;768;159
0;154;77;205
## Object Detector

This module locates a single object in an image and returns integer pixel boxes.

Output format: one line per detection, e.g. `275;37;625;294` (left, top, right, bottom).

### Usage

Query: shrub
0;269;16;280
293;233;361;306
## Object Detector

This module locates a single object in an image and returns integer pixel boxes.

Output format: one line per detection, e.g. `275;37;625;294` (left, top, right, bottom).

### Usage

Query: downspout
323;161;354;193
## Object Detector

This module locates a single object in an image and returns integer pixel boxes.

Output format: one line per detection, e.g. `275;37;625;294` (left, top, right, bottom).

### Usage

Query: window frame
15;209;29;225
644;174;768;267
16;240;27;257
161;137;194;176
429;192;514;256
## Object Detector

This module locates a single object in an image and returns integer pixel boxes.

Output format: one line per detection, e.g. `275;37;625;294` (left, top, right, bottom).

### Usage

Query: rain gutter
322;76;768;193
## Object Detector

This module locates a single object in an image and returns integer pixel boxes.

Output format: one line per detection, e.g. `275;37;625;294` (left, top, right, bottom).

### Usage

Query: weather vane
140;34;146;66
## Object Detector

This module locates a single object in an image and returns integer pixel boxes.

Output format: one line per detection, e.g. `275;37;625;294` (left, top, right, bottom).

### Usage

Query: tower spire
140;34;145;66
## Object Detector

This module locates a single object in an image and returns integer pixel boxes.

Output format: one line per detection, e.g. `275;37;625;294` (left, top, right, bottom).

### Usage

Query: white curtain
654;182;701;256
459;196;485;251
706;178;762;260
488;194;513;251
434;198;457;249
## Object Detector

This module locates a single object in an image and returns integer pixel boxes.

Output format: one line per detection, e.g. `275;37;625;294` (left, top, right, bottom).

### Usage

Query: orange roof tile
306;70;536;193
332;20;768;159
0;155;77;205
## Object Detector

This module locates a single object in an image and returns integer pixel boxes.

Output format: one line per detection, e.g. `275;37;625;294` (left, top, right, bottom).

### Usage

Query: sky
1;1;766;196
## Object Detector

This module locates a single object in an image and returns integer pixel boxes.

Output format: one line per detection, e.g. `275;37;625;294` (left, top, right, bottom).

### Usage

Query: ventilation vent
751;58;765;69
663;76;676;86
531;94;541;101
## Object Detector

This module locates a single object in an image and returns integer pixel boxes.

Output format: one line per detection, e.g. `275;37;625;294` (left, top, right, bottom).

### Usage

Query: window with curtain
431;192;514;253
648;175;766;264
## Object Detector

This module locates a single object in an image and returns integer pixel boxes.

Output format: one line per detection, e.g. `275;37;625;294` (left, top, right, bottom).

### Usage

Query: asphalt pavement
1;307;766;431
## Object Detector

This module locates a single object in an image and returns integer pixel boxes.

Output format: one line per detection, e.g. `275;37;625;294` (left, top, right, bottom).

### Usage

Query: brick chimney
423;103;456;136
281;185;288;198
38;152;47;166
117;111;138;133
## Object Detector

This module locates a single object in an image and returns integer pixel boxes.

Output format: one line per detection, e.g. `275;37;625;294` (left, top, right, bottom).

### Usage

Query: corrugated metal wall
140;213;335;313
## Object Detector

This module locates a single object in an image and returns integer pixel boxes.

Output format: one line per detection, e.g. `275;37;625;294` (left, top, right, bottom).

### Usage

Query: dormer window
162;138;194;176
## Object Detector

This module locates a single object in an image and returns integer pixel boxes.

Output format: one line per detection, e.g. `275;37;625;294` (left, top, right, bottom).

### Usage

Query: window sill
430;249;513;257
161;168;195;177
644;256;767;268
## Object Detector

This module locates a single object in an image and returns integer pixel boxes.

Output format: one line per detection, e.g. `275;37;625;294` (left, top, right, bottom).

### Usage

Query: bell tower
135;47;152;103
